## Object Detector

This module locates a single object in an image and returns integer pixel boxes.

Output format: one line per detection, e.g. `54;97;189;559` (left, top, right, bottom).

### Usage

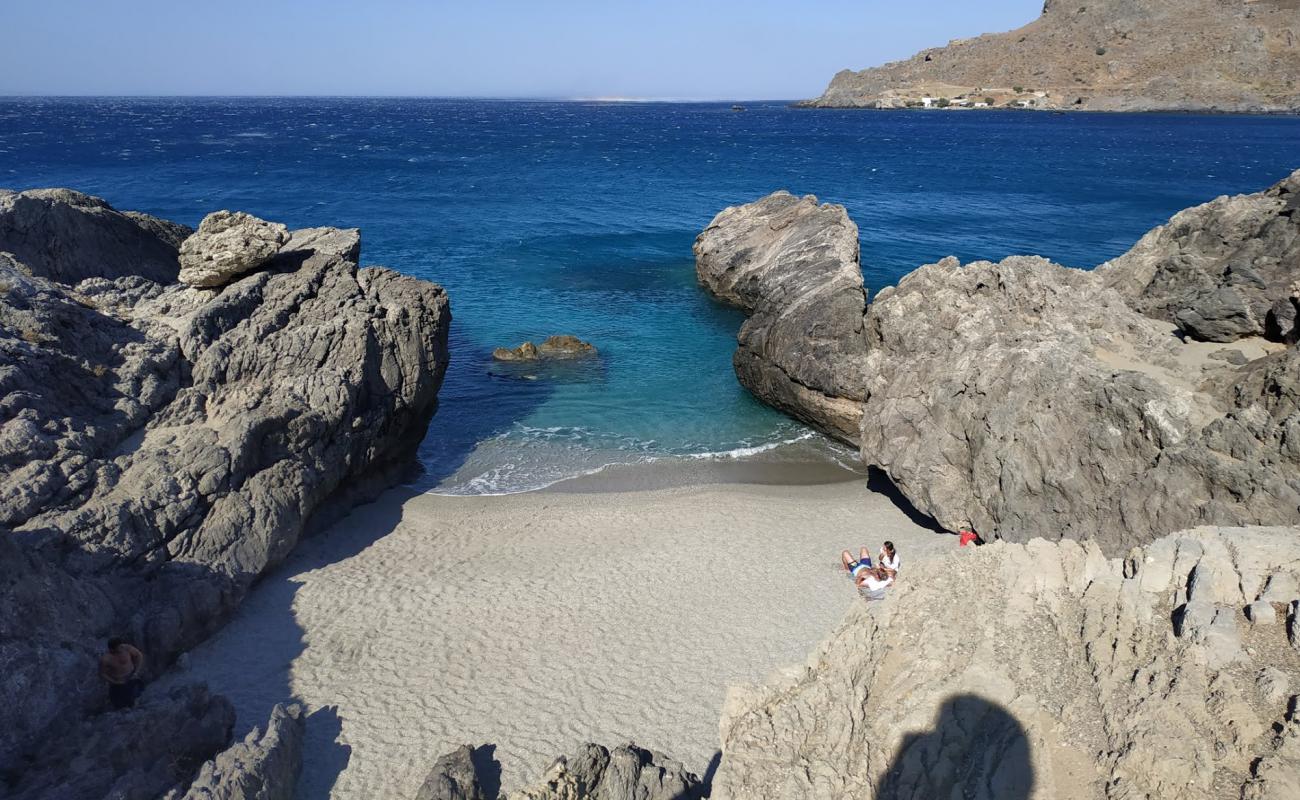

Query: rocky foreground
802;0;1300;113
697;170;1300;552
0;189;449;798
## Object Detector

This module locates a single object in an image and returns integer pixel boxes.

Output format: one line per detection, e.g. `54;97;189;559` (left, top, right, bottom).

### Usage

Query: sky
0;1;1043;99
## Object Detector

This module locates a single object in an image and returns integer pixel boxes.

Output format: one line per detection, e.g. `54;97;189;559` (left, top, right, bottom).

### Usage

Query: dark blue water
2;98;1297;491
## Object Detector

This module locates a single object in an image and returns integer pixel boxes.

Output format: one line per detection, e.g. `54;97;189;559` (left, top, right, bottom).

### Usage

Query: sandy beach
161;460;949;799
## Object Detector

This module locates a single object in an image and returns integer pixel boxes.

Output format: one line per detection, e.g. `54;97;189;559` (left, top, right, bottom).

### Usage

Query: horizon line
0;93;802;103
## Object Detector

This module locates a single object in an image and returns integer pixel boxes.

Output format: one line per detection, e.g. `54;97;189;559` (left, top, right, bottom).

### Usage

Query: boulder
492;335;597;362
178;210;290;288
1100;168;1300;342
508;743;702;800
0;195;450;779
694;192;869;443
416;745;492;800
0;188;186;284
163;702;305;800
711;526;1300;800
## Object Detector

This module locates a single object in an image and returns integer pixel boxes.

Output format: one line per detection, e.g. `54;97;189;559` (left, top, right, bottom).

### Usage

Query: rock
0;195;450;779
508;743;702;800
164;702;305;800
1261;572;1300;604
178;210;290;288
492;335;597;362
694;191;869;443
1100;169;1300;342
800;0;1300;114
711;526;1300;800
415;745;491;800
1249;600;1279;626
698;173;1300;550
0;188;185;283
5;683;234;800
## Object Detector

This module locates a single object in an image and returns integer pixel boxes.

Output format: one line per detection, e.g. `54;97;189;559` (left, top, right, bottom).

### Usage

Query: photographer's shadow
875;693;1034;800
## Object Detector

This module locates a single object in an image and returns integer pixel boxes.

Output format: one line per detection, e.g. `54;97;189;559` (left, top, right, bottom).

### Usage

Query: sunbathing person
877;541;900;576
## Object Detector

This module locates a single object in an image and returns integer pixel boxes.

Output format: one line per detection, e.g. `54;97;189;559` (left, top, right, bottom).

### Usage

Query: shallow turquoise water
2;98;1297;491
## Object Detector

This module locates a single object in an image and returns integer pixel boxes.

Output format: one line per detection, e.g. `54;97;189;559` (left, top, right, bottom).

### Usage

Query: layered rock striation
0;191;450;796
695;191;869;443
801;0;1300;113
712;526;1300;800
697;171;1300;549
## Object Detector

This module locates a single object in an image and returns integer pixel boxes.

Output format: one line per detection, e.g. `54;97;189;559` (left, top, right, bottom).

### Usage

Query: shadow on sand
875;694;1034;800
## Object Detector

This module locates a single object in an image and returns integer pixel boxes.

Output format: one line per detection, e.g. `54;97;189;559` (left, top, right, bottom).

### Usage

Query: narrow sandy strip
162;470;947;799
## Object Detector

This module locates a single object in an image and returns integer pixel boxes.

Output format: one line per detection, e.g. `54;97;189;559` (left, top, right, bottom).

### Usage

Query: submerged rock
492;335;598;362
164;702;305;800
0;187;186;284
694;191;868;444
712;526;1300;800
178;210;290;288
0;190;451;784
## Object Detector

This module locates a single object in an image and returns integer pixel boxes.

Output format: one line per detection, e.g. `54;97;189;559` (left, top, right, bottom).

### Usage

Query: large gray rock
164;702;305;800
5;683;235;800
508;743;702;800
695;191;869;443
416;744;491;800
178;210;290;288
0;188;186;283
0;193;450;781
1100;168;1300;342
712;526;1300;800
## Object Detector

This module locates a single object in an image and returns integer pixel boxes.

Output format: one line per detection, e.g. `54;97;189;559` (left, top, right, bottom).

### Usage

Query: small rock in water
492;335;597;362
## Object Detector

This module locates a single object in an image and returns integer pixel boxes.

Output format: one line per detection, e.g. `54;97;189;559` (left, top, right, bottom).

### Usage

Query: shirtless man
99;638;145;710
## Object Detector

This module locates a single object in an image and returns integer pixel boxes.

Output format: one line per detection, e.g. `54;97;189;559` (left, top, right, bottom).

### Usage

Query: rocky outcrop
0;190;450;792
0;188;187;283
712;526;1300;800
695;191;869;443
1099;169;1300;342
5;684;235;800
492;335;598;362
801;0;1300;113
178;211;290;288
508;743;702;800
416;745;492;800
699;172;1300;550
164;703;305;800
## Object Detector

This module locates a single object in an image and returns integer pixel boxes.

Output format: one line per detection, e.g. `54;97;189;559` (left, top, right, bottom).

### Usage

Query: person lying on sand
100;637;145;710
841;549;894;591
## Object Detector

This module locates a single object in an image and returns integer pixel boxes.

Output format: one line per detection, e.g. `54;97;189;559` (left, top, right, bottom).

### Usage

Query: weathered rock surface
5;683;235;800
178;210;290;288
507;743;702;800
163;702;305;800
699;172;1300;550
0;188;187;283
695;191;869;443
802;0;1300;113
416;745;492;800
492;335;598;362
0;190;450;791
1100;169;1300;342
712;526;1300;800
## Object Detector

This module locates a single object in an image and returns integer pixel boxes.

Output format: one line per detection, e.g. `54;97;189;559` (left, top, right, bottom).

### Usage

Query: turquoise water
2;99;1297;491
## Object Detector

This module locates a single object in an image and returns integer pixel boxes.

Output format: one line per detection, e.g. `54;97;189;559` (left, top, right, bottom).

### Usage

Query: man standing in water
99;637;145;710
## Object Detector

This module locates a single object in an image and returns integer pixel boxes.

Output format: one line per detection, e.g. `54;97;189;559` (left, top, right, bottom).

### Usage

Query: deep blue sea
2;98;1297;492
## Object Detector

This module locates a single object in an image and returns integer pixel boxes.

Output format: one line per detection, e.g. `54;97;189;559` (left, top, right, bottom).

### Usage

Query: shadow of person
299;705;351;800
875;694;1033;800
470;744;503;800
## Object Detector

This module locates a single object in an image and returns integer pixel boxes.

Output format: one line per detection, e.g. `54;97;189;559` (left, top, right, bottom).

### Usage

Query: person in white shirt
878;541;900;577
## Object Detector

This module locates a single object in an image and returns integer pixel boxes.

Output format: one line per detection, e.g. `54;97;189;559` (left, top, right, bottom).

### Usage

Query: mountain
801;0;1300;113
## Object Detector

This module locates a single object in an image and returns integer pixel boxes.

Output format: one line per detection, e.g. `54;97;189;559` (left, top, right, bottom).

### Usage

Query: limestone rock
712;526;1300;800
508;743;702;800
694;191;869;443
801;0;1300;113
493;335;598;362
0;188;185;284
178;210;290;288
0;197;450;778
165;702;305;800
416;745;491;800
1100;169;1300;342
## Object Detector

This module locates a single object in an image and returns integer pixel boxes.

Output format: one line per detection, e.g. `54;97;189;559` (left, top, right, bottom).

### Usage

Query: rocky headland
801;0;1300;113
697;170;1300;551
0;189;449;798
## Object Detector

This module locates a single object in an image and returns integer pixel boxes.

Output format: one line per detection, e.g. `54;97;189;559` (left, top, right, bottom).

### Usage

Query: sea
2;98;1297;493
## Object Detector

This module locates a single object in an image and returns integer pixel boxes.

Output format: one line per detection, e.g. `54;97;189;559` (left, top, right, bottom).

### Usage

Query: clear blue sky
0;1;1042;99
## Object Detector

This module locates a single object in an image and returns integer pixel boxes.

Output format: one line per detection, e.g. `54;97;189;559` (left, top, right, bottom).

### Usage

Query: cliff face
803;0;1300;113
